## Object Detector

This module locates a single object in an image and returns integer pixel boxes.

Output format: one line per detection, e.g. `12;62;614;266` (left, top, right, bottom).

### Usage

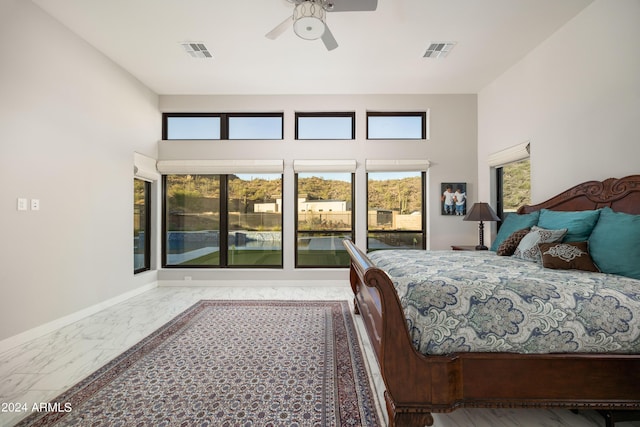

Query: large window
367;112;427;139
496;158;531;223
227;174;282;267
134;178;151;273
295;112;355;140
163;113;283;140
163;174;282;267
164;175;220;266
295;172;354;267
367;171;425;250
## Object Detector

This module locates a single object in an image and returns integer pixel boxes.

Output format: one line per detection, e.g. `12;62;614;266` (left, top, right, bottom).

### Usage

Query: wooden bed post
385;395;435;427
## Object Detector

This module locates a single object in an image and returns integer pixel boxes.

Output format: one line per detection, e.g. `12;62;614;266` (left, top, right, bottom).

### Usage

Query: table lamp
463;202;501;250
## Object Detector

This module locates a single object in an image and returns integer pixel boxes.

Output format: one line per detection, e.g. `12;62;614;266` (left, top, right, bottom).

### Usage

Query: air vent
423;42;456;59
181;42;213;59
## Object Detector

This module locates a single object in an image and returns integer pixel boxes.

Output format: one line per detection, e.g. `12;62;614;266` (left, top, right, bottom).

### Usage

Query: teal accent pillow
490;211;540;251
588;207;640;280
538;208;601;242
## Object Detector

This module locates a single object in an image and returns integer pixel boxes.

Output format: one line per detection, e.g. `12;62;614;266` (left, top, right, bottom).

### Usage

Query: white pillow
512;226;568;262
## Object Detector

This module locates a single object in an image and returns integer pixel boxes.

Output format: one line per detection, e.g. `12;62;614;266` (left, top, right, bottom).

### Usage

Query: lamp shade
463;202;501;222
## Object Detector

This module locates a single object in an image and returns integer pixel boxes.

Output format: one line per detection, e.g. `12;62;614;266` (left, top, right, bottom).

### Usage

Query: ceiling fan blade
321;25;338;51
265;16;292;40
328;0;377;12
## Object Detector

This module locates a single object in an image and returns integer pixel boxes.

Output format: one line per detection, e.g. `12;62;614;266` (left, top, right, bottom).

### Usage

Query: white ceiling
32;0;594;95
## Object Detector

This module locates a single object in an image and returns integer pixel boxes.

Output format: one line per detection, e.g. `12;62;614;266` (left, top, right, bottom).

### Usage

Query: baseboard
158;279;346;287
0;281;158;354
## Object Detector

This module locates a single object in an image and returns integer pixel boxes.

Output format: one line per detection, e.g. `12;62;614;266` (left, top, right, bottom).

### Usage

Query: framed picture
441;182;467;216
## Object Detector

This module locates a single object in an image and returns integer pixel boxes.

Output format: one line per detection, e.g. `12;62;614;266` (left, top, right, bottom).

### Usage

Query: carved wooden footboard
343;175;640;427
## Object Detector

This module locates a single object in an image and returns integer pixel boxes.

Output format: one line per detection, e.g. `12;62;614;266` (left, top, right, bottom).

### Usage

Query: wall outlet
31;199;40;211
17;198;28;211
184;276;192;281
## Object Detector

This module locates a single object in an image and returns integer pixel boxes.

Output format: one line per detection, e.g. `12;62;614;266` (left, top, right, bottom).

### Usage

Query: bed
343;175;640;427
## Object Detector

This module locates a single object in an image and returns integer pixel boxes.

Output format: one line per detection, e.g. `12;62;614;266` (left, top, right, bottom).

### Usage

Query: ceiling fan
265;0;378;51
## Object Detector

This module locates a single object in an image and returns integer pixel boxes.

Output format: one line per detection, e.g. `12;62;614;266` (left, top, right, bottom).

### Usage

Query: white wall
158;94;478;282
0;0;160;341
478;0;640;205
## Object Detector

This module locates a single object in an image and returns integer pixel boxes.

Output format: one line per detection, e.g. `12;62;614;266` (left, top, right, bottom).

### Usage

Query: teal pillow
588;207;640;280
538;208;601;242
490;211;540;251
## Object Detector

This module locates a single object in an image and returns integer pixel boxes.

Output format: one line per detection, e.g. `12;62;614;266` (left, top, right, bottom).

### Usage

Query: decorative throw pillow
512;226;568;262
538;241;600;272
490;211;540;251
496;228;531;256
588;207;640;280
538;208;601;242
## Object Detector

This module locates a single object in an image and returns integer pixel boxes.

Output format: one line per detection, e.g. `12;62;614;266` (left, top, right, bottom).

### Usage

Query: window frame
294;112;356;140
366;111;427;140
162;112;284;140
226;174;284;268
162;174;221;268
134;178;151;274
495;157;531;230
496;167;505;222
365;171;427;251
294;172;355;268
162;174;283;269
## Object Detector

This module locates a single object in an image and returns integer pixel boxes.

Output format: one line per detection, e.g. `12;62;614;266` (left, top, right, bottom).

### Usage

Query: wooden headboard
518;175;640;215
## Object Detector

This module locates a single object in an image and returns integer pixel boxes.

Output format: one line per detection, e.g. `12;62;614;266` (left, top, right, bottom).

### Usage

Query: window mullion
220;113;227;139
496;167;504;223
220;175;229;267
421;171;426;249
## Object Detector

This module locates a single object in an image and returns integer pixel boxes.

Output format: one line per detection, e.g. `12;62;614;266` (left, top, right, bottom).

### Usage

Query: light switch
17;198;28;211
31;199;40;211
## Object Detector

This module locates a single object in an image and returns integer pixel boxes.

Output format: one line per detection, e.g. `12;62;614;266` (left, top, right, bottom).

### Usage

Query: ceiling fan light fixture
293;1;326;40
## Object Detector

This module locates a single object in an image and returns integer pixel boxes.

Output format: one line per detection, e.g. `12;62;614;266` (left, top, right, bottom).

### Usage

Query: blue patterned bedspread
367;250;640;355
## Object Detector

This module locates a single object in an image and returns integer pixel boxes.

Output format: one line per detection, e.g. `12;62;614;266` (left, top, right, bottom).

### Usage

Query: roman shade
365;159;430;172
156;159;284;174
487;141;530;167
134;152;160;181
293;159;357;173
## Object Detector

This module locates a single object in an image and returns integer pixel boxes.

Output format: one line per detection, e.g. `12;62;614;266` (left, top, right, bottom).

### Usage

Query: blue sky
167;114;424;140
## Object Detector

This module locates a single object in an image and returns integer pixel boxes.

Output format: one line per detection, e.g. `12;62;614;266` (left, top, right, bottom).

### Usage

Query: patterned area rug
16;300;379;427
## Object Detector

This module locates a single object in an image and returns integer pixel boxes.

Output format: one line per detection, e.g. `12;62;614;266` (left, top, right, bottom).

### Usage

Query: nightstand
451;245;487;251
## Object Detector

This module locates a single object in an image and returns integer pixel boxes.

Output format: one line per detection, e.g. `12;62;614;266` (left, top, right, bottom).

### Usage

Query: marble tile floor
0;285;638;427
